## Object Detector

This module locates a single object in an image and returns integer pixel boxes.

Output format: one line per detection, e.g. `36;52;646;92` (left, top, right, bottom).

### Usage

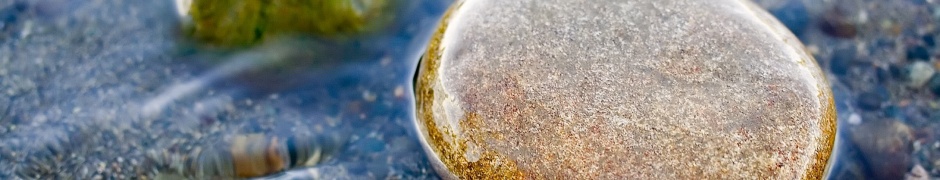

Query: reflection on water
0;0;451;179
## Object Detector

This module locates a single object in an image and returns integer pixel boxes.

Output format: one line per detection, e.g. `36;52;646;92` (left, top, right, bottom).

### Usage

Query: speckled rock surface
414;0;836;179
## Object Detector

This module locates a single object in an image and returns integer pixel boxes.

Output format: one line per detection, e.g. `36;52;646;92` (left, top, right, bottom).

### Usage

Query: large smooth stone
414;0;836;179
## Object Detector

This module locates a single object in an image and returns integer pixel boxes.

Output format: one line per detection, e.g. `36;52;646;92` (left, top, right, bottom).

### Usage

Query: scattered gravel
761;0;940;179
0;0;450;179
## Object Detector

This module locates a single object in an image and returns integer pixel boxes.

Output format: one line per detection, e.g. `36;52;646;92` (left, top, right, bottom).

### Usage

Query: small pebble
927;73;940;95
393;86;405;99
907;46;931;61
819;8;857;38
907;61;936;88
857;91;886;110
848;113;862;125
892;65;912;81
924;35;936;47
362;90;377;102
877;66;893;82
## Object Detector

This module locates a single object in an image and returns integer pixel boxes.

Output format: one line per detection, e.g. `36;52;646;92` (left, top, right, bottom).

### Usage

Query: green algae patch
184;0;394;47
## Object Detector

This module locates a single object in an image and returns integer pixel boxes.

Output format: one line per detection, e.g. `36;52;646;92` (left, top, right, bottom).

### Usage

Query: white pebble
908;61;936;88
848;113;862;125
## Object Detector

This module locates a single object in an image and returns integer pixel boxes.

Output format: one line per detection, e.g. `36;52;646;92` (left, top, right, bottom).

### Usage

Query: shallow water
0;0;935;179
762;0;939;179
0;0;451;179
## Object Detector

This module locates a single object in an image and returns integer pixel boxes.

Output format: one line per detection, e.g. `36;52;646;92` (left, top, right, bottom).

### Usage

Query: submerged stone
176;0;395;47
414;0;836;179
848;119;913;180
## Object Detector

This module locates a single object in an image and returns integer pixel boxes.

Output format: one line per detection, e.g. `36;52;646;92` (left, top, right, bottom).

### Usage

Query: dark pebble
2;2;26;20
907;46;931;61
819;9;857;39
0;2;27;32
925;35;936;47
890;65;911;81
850;119;914;180
856;91;885;111
877;67;892;83
830;47;857;76
884;105;902;118
928;73;940;95
770;0;810;37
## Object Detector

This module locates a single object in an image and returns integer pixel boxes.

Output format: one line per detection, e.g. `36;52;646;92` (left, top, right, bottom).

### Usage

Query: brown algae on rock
415;2;525;179
415;0;836;179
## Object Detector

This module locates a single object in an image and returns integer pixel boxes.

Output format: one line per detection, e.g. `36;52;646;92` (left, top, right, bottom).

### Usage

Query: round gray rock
414;0;836;179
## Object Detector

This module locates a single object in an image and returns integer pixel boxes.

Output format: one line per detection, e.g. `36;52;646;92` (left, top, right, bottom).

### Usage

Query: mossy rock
414;0;837;179
179;0;393;47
